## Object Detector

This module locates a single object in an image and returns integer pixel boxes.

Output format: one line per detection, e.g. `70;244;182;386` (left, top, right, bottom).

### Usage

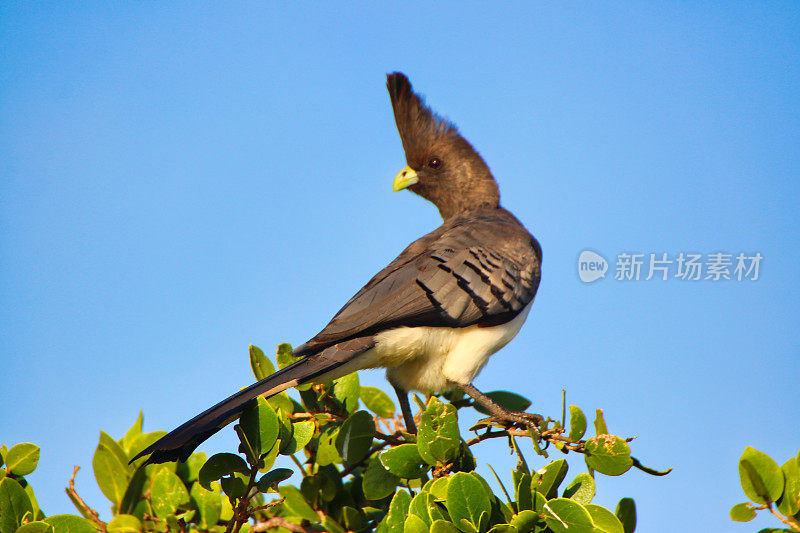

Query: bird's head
387;72;500;220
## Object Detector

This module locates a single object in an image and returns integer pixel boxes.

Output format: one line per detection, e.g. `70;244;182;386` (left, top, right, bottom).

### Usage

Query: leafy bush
1;343;672;533
730;446;800;532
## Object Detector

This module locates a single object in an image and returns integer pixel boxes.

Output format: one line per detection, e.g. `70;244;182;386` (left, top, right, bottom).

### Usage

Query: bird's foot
472;411;544;432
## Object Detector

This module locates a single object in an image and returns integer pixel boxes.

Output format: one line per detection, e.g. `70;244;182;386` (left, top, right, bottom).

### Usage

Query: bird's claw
471;411;544;432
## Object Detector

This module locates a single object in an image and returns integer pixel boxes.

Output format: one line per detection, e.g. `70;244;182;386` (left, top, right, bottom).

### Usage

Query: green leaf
336;411;375;464
333;373;360;413
240;396;279;458
532;459;568;499
487;526;518;533
777;457;800;516
234;424;257;464
510;510;542;532
729;502;757;522
417;397;460;466
256;468;293;492
563;472;595;504
220;472;248;499
429;476;450;500
341;506;363;530
16;521;54;533
190;480;222;529
614;497;636;533
323;516;347;533
594;409;609;435
0;477;32;532
542;498;594;533
275;343;296;369
92;432;131;506
408;492;434;526
739;447;784;503
249;344;276;380
362;454;400;500
150;466;190;519
446;471;492;528
278;485;319;523
267;392;295;414
568;406;587;442
457;518;479;533
220;496;233;521
5;443;41;477
119;465;147;515
281;419;315;456
511;442;529;491
360;386;396;418
119;412;144;456
43;515;97;533
515;473;532;511
259;438;281;473
584;435;632;476
198;453;249;490
176;451;206;484
126;431;167;464
23;479;42;520
100;432;131;471
316;425;343;466
404;514;428;533
585;504;624;533
276;410;293;450
469;471;494;500
472;391;531;416
430;519;460;533
380;444;429;479
107;514;142;533
384;490;412;532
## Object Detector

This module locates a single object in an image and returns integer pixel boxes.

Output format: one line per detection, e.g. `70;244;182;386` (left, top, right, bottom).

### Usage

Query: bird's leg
392;384;417;434
457;382;543;429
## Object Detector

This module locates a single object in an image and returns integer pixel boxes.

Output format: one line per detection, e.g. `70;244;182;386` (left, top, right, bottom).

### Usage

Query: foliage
1;343;673;533
730;446;800;532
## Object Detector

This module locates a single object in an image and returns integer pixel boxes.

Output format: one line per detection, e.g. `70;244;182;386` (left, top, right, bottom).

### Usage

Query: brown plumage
132;72;541;466
387;73;501;220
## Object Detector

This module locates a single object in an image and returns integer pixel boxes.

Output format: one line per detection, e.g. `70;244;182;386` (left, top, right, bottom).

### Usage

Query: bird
132;72;542;465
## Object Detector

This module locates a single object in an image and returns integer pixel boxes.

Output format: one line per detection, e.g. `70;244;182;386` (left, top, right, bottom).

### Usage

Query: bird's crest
387;72;458;161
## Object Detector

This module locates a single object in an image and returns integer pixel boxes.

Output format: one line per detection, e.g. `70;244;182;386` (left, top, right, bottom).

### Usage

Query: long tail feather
131;338;374;465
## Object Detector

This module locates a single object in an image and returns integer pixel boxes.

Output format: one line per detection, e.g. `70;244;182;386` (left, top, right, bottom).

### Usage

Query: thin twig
226;463;261;533
65;466;107;533
250;499;285;512
767;502;800;532
373;430;404;445
252;517;316;532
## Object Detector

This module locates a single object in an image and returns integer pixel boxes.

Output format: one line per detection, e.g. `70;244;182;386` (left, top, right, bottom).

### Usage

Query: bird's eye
427;157;442;169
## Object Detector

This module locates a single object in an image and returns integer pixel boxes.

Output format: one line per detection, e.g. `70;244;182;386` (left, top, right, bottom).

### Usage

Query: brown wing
293;211;541;358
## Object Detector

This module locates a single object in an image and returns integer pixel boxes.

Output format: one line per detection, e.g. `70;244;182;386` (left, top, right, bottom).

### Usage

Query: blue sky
2;3;798;531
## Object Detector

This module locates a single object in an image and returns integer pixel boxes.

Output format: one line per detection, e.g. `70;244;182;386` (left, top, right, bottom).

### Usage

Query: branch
767;502;800;532
65;466;107;533
252;517;316;532
465;427;582;452
226;463;261;533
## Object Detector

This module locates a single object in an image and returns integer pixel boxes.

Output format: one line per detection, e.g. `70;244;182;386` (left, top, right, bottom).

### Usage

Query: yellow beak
392;166;419;192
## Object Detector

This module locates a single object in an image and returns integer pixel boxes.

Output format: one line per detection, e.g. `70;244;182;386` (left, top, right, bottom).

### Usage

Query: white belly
361;301;534;393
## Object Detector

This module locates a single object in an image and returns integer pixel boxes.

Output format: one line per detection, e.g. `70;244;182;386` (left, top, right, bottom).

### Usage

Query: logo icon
578;250;608;283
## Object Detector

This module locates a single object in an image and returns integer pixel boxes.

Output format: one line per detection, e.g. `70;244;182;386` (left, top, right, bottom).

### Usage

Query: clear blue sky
2;3;798;531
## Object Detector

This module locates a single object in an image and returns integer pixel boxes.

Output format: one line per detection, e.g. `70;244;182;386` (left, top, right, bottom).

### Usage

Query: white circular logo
577;250;608;283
